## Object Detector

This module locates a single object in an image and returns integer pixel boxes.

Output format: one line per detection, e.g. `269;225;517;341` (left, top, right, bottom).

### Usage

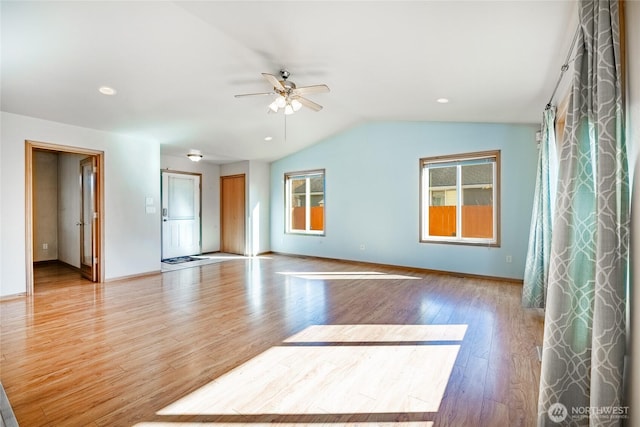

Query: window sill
420;238;500;248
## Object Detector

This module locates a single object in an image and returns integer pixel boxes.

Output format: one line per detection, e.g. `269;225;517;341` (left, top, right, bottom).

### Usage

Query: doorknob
76;222;83;226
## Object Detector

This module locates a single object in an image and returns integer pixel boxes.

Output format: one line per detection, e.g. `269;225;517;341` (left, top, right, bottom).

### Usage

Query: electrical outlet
359;244;366;251
42;243;48;250
506;255;512;263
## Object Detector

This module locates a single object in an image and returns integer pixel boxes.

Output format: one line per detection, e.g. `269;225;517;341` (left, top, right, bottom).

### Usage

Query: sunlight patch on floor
136;423;434;427
284;324;468;343
156;325;464;421
277;271;419;280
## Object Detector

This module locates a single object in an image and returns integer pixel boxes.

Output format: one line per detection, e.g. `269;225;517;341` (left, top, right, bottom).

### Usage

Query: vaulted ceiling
1;1;578;164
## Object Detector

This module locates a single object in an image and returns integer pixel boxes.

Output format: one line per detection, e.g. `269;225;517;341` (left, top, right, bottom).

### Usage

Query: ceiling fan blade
262;73;285;91
296;96;323;112
234;92;275;98
293;84;330;96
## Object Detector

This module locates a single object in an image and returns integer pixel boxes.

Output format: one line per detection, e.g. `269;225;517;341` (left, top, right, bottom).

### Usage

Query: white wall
33;151;59;261
0;110;3;293
161;155;221;253
248;160;270;256
0;4;3;295
0;112;161;296
270;121;538;280
221;161;250;178
627;0;640;423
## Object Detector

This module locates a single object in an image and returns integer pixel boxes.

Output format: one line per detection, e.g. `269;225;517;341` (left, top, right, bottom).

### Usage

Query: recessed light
264;136;273;141
436;98;449;104
98;86;117;96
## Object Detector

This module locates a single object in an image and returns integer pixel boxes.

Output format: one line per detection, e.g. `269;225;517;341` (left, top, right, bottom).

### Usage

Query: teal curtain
522;107;558;308
538;1;629;426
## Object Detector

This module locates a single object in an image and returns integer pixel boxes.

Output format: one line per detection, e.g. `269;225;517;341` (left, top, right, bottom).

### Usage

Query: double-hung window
285;169;325;235
420;151;500;246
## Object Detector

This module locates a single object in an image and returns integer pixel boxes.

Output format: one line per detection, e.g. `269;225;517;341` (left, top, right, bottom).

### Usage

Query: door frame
25;140;105;294
160;169;202;260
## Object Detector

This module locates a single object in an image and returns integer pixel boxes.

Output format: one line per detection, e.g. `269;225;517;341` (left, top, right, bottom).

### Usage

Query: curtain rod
545;25;580;110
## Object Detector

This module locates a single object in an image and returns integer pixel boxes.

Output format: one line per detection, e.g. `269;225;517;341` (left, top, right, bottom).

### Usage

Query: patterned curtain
537;1;629;426
522;107;558;309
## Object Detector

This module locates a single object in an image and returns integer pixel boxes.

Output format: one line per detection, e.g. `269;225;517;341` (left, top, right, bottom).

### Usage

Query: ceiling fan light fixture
291;99;302;112
284;104;294;115
235;70;329;115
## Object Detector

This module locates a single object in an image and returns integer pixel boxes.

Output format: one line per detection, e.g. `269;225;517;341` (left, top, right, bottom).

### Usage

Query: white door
162;172;201;259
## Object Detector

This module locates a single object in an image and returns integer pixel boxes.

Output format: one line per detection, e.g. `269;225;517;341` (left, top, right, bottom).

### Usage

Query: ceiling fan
234;69;330;115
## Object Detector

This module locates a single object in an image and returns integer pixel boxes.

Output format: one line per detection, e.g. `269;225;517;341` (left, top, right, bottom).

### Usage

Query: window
285;170;325;235
420;151;500;246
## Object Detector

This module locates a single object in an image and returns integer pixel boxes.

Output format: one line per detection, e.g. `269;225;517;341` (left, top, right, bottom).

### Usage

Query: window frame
284;169;325;236
419;150;500;247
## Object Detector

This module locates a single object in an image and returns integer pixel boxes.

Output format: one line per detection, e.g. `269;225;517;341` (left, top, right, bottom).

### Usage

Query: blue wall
270;121;538;280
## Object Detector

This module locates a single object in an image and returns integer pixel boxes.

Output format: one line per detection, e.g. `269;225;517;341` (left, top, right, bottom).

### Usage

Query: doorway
25;141;104;294
220;174;246;255
161;171;202;260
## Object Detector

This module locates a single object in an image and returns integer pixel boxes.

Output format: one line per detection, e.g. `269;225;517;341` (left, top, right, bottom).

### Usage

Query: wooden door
220;174;245;255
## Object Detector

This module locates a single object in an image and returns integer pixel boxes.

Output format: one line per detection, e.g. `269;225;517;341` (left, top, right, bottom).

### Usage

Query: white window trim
285;169;325;235
420;151;500;246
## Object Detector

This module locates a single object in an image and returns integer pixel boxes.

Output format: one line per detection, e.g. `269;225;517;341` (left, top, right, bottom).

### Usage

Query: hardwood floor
0;256;543;426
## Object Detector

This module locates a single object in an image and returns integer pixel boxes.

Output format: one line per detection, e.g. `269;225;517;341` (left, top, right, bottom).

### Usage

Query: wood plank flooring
0;255;543;426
